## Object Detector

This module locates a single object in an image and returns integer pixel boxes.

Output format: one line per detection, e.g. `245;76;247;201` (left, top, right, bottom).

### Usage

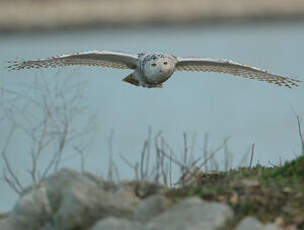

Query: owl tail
122;73;140;86
122;73;163;88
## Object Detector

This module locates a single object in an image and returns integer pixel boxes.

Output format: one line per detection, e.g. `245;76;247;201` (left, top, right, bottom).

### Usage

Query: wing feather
176;57;301;88
8;50;138;71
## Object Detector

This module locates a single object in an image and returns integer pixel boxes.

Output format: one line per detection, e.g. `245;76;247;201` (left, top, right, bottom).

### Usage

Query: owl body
7;50;301;89
131;53;177;87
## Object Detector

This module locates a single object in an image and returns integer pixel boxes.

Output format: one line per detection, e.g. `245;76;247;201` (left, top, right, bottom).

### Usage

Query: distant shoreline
1;0;304;33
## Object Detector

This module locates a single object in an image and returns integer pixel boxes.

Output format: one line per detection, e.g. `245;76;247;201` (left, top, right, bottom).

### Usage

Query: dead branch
1;124;23;195
249;143;255;168
296;115;304;155
1;72;95;194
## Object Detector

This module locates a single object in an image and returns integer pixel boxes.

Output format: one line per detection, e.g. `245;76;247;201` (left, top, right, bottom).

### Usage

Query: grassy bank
167;155;304;229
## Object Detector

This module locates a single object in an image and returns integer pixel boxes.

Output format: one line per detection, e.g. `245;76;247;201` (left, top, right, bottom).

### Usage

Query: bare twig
1;73;95;194
296;115;304;155
74;146;86;173
183;132;188;177
1;124;24;195
198;137;230;169
238;145;251;168
145;127;152;179
107;130;120;183
224;142;233;171
140;141;148;180
203;133;209;171
249;143;255;168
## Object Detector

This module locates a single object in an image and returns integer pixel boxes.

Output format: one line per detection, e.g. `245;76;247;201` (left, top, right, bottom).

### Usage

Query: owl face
142;55;175;81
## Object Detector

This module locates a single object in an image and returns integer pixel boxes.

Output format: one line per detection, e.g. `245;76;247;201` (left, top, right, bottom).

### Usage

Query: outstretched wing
175;57;301;88
8;50;138;71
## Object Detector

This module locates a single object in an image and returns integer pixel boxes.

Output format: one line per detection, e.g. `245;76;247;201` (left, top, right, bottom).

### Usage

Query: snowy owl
8;50;301;88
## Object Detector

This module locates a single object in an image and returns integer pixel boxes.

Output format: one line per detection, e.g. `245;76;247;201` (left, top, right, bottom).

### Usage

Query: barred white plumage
8;50;301;88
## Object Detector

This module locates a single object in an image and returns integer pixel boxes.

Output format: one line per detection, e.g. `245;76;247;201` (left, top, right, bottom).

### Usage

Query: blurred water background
0;0;304;212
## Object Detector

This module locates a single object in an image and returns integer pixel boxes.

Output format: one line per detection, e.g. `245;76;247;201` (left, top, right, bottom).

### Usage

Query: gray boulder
134;194;170;222
90;217;144;230
0;184;52;230
235;217;283;230
147;196;233;230
0;169;141;230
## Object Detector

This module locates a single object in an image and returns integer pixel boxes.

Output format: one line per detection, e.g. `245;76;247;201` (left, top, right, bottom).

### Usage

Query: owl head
142;54;176;78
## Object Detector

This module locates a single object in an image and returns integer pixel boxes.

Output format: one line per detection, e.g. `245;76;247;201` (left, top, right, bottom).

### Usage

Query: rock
147;197;233;230
0;184;52;230
45;169;140;230
113;182;142;211
235;217;283;230
90;217;144;230
264;224;284;230
0;169;141;230
134;194;170;222
2;169;246;230
235;217;263;230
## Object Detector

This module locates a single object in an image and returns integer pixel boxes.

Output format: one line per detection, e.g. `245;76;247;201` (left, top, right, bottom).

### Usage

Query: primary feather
8;50;138;70
175;57;301;88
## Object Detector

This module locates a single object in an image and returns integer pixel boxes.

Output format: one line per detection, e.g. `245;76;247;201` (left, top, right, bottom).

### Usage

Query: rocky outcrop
0;169;282;230
146;197;233;230
133;194;170;223
235;217;283;230
90;217;144;230
0;169;148;230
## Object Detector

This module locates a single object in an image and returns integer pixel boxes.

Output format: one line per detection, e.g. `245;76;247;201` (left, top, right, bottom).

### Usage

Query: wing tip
7;60;22;71
272;77;302;89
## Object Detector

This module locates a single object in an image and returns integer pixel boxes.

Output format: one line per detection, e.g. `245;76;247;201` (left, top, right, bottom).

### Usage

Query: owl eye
151;63;157;67
163;62;168;65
